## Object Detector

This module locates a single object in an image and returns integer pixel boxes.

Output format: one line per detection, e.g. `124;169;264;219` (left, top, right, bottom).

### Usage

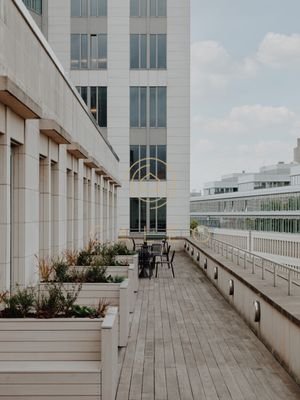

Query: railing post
237;250;239;266
244;252;246;269
252;256;255;274
288;269;292;296
273;264;277;287
262;259;265;280
226;245;228;259
231;247;233;262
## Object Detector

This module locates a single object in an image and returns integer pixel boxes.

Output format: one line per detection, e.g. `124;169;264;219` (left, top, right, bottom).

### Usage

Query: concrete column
99;175;104;243
111;185;115;242
15;120;40;287
76;160;84;249
107;181;110;243
66;169;75;250
0;110;11;291
39;157;51;258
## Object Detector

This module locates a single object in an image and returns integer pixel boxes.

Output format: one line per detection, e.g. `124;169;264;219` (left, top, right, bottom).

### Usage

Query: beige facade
0;0;120;290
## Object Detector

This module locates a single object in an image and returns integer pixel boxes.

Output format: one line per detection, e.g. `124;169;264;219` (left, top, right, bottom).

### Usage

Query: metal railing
186;235;300;296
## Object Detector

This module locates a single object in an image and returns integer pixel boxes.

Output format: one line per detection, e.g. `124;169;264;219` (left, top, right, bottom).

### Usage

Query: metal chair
155;250;175;278
162;244;171;262
138;247;152;279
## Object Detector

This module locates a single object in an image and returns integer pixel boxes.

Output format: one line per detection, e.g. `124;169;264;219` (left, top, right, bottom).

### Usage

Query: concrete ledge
84;157;100;169
40;119;72;144
67;142;89;159
0;76;42;119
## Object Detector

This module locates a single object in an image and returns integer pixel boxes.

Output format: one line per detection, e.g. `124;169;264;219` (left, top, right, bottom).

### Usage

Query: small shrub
53;259;70;282
84;265;108;283
108;275;125;284
36;256;53;282
64;249;79;266
77;250;93;266
0;286;35;318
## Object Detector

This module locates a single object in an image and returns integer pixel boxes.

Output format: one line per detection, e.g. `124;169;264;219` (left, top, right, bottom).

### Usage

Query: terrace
116;251;300;400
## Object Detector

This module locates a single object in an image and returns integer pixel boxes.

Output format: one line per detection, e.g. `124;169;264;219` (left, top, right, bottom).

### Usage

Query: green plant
77;249;94;266
108;275;125;284
64;249;79;266
36;283;82;318
0;286;35;318
112;242;134;255
84;265;108;283
53;259;70;282
190;220;199;231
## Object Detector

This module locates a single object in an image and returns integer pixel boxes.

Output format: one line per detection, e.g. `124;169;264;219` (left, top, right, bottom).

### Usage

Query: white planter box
106;264;136;313
115;254;139;293
40;279;130;347
0;307;119;400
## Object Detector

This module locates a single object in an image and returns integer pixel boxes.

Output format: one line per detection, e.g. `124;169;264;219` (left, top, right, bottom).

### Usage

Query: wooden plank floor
116;252;300;400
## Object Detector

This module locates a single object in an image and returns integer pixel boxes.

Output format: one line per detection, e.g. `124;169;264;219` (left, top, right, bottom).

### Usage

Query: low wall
184;238;300;385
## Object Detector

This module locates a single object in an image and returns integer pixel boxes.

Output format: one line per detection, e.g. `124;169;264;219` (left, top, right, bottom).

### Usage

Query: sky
190;0;300;191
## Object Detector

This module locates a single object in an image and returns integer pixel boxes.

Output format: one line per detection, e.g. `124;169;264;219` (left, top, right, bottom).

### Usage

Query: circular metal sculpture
254;300;261;322
229;279;234;295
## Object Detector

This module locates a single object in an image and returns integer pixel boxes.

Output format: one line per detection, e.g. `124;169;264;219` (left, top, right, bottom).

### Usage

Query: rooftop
116;252;300;399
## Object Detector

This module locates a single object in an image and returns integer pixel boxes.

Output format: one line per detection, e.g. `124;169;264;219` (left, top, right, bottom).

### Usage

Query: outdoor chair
155;250;175;278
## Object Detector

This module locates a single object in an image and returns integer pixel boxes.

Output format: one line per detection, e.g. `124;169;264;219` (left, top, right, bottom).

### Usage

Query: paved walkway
116;252;300;400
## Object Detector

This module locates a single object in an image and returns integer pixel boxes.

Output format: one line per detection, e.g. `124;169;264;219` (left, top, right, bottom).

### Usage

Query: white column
39;157;51;257
100;175;104;243
106;181;110;243
0;112;11;291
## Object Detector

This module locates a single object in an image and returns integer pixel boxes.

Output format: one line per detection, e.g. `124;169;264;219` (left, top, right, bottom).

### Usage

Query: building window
130;87;147;128
130;34;147;69
150;87;166;127
150;145;166;180
130;198;167;232
130;34;167;69
130;0;147;17
150;0;166;16
77;86;107;127
130;0;166;17
71;34;107;69
23;0;42;14
130;87;166;128
130;145;147;180
71;0;107;17
150;34;166;69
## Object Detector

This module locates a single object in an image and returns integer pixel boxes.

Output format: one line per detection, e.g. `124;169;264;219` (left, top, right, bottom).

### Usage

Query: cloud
191;41;258;95
257;33;300;68
193;105;297;136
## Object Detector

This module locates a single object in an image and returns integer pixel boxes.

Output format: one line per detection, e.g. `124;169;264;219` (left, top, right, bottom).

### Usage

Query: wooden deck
116;252;300;400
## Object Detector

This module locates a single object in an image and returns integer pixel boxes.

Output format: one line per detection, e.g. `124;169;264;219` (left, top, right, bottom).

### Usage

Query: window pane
90;35;98;68
150;87;157;127
140;0;147;16
130;87;139;127
98;34;107;68
130;34;139;69
81;0;88;16
71;0;81;17
90;87;97;120
130;0;139;16
140;145;147;179
157;200;166;231
81;34;88;68
157;0;166;16
150;35;157;68
90;0;97;16
71;34;80;69
150;206;156;230
150;0;156;16
140;35;147;68
130;146;139;180
140;199;147;231
140;87;147;127
130;198;139;231
150;145;156;179
157;34;166;68
81;86;88;105
98;87;107;127
157;145;166;179
99;0;107;16
157;87;166;127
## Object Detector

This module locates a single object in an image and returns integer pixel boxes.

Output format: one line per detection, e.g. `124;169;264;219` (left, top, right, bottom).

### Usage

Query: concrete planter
40;279;130;347
0;307;119;400
115;254;139;293
107;264;136;313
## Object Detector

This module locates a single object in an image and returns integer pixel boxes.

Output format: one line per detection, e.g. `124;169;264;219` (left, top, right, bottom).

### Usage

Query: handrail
186;234;300;296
